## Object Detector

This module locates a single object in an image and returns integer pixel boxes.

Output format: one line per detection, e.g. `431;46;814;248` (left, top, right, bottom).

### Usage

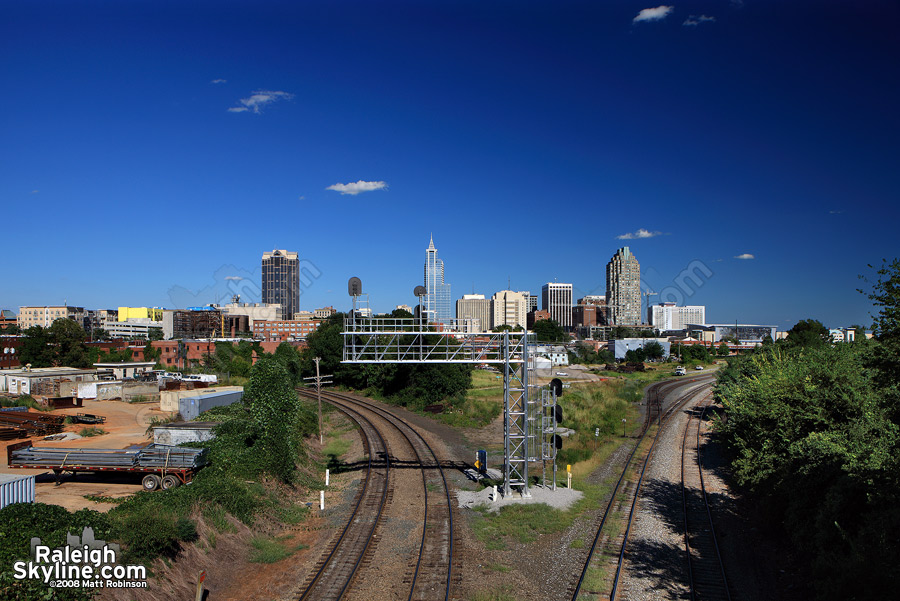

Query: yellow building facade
117;307;163;322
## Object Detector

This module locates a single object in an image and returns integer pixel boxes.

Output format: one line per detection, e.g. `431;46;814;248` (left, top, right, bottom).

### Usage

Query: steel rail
297;402;390;601
303;389;454;601
681;394;732;601
570;376;713;600
608;382;713;601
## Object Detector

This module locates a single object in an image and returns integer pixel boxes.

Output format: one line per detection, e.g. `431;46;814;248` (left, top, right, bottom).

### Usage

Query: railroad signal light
554;435;563;450
348;277;362;297
554;404;563;425
550;378;563;397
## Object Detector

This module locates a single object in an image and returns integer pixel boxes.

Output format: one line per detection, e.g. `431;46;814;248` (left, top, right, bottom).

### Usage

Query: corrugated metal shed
0;473;35;509
179;390;243;420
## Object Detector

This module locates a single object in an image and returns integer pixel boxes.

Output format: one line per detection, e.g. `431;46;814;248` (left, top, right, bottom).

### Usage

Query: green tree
860;259;900;389
532;319;567;342
679;343;710;363
97;347;133;363
143;341;161;365
717;342;730;356
91;327;109;341
643;340;665;361
624;347;646;363
48;319;90;367
611;326;637;339
18;320;92;367
17;326;53;367
786;318;831;348
148;327;164;341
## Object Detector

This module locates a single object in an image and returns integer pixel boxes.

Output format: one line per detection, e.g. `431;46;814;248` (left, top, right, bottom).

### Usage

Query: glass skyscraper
424;236;452;325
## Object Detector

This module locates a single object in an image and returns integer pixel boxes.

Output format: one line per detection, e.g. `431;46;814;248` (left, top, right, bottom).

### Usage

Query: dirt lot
1;398;175;511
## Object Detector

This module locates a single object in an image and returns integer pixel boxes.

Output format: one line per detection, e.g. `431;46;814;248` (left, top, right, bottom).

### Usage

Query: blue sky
2;1;898;329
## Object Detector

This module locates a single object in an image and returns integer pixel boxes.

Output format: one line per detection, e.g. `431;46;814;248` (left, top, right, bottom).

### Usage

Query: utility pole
304;357;333;445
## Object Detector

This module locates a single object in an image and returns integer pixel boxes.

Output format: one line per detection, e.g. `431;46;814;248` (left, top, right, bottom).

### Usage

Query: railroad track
571;375;715;601
681;392;732;601
296;398;390;601
297;389;455;601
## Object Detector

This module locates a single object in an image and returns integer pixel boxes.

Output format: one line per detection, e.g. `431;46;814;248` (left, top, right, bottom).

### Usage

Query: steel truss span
342;318;527;364
342;317;536;496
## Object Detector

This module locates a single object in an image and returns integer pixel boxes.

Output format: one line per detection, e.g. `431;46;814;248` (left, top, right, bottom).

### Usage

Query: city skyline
2;2;897;329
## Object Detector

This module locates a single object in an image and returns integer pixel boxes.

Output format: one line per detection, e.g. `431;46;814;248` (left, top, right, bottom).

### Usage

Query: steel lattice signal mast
341;278;558;497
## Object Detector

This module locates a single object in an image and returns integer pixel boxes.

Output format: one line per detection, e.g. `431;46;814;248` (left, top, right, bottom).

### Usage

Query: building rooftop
11;369;97;378
93;361;157;367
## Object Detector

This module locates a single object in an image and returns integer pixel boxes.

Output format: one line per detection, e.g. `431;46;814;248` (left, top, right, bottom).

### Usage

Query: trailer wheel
142;474;161;491
161;475;181;490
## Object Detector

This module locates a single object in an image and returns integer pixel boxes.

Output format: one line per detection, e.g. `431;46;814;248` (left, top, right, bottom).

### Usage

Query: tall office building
541;283;573;330
456;294;491;332
491;290;528;330
606;247;641;326
262;249;300;320
424;236;452;325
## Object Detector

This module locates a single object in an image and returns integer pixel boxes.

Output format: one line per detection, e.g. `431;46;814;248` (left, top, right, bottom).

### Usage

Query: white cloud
210;78;227;84
30;190;39;194
617;228;661;240
224;276;243;281
633;6;674;23
829;210;844;214
734;253;755;260
326;180;388;195
228;90;293;114
683;14;716;26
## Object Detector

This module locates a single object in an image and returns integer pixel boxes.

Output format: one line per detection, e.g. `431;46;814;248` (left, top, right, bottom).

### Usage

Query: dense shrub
718;342;900;598
0;503;112;600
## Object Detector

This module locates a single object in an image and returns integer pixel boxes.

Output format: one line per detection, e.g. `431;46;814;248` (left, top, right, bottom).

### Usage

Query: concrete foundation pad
456;484;583;512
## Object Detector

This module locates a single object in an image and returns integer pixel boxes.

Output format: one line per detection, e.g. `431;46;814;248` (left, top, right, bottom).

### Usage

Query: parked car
555;371;568;376
695;365;705;370
675;367;686;376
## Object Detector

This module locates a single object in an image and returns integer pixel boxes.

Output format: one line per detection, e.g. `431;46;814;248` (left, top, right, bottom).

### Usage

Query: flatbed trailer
6;441;208;491
72;413;107;424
